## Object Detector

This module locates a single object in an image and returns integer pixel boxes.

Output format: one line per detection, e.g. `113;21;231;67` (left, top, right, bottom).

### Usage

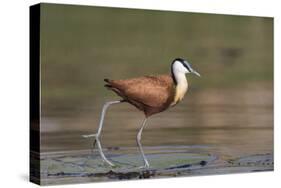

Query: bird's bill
192;69;201;77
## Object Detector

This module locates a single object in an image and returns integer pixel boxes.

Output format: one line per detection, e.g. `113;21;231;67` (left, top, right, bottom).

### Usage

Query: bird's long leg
82;100;122;167
136;118;150;168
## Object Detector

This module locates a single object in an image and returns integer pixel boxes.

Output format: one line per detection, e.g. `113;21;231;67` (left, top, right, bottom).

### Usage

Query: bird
82;58;200;168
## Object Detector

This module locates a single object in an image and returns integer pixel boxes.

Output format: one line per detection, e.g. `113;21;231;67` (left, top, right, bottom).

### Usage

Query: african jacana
83;58;200;168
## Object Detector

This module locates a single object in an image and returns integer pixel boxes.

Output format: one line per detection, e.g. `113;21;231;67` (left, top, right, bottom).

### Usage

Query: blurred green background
40;4;273;157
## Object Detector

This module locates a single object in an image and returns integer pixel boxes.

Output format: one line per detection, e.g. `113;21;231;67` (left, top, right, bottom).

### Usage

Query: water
36;3;273;185
41;85;273;155
37;147;272;185
37;86;273;185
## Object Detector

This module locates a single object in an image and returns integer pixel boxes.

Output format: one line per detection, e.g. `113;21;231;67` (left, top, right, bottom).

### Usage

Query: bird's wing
110;75;174;107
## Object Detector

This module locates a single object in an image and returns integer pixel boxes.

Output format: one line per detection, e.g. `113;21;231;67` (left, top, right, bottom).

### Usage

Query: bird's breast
171;81;188;106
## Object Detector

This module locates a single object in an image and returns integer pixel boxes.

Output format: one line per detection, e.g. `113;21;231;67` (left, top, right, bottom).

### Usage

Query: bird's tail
104;78;114;88
104;78;111;83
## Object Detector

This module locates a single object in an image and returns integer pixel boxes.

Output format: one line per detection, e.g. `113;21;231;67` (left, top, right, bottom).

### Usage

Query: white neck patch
171;61;189;105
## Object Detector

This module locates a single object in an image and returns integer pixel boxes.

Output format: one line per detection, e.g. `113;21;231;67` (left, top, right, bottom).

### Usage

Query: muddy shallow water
34;145;273;185
35;86;274;185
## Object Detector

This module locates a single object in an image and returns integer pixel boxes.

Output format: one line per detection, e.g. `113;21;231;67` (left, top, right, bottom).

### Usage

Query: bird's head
171;58;201;77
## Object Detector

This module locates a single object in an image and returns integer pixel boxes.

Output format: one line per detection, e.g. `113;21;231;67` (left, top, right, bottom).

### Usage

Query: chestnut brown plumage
82;58;200;168
104;75;175;117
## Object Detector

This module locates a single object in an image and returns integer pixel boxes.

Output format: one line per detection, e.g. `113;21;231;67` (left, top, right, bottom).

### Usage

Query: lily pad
37;146;273;185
